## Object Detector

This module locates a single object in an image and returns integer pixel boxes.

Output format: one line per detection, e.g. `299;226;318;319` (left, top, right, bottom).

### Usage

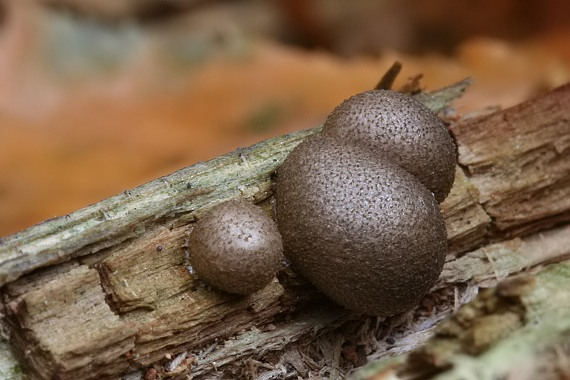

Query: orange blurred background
1;0;569;236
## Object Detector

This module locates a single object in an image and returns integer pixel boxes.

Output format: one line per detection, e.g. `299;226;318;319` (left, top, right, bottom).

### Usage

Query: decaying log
0;80;569;379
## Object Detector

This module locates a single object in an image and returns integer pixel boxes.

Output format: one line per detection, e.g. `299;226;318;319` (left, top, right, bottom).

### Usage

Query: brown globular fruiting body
323;90;456;203
189;199;283;295
276;135;447;316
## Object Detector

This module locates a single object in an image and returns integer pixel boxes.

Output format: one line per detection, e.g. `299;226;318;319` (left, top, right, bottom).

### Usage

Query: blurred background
0;0;569;236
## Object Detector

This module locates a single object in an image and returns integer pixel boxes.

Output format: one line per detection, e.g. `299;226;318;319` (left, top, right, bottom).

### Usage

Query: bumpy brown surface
189;199;283;295
323;90;456;203
276;136;447;316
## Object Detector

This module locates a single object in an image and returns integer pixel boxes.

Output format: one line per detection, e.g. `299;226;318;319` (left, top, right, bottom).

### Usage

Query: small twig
374;61;402;90
399;73;424;94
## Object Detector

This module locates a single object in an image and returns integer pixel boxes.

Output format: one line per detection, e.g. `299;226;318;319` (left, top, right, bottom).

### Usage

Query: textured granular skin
189;199;283;295
276;136;447;316
323;90;456;203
